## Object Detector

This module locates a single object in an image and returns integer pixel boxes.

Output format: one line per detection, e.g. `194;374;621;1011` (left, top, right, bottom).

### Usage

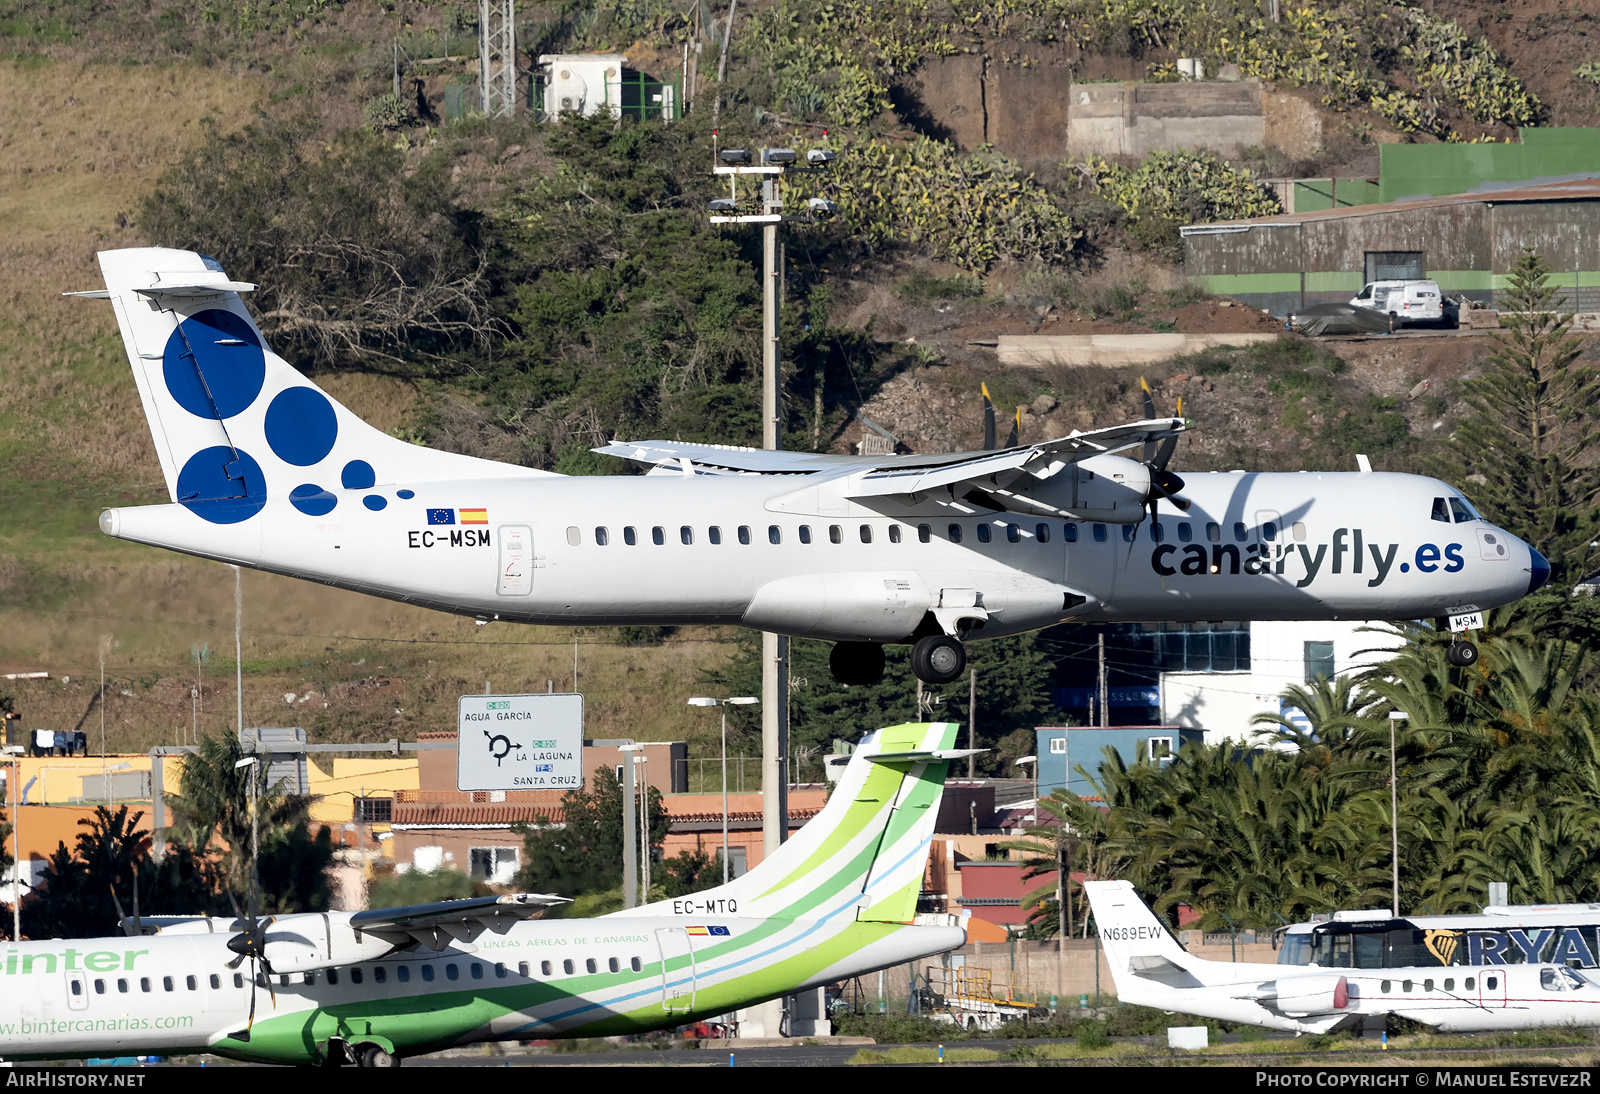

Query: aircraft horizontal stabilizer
350;893;569;950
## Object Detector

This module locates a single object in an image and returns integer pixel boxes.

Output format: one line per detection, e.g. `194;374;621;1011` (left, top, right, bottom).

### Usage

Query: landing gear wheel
911;635;966;684
830;642;886;686
359;1045;399;1068
1446;640;1479;667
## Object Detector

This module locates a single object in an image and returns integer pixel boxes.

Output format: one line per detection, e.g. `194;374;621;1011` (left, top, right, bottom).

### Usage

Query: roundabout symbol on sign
484;729;522;766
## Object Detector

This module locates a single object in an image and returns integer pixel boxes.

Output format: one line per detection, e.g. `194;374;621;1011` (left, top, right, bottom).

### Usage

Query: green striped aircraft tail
629;722;965;924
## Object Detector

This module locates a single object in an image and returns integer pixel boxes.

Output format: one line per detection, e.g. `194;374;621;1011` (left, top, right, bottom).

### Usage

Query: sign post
457;693;584;791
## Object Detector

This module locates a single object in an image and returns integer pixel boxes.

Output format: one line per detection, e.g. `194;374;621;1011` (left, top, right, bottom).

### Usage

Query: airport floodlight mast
705;139;837;859
479;0;516;118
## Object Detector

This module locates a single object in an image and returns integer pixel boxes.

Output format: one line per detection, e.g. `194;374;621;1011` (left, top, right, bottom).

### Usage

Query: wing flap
349;893;569;949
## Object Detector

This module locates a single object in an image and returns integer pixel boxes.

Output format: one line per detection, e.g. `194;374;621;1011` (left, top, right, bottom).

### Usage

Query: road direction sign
457;693;583;791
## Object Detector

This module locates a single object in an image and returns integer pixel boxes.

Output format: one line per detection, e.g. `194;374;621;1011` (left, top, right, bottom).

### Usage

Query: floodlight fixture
720;148;752;165
707;198;736;213
806;149;837;166
807;198;838;215
726;697;759;705
762;148;798;165
687;697;719;707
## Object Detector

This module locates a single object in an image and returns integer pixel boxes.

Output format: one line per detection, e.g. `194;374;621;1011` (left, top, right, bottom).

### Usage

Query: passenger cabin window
631;957;642;972
709;526;722;545
303;972;316;985
860;525;873;544
494;963;506;979
351;968;364;984
1063;524;1078;543
163;976;174;992
798;525;812;544
209;974;220;989
586;958;598;974
948;524;963;543
680;526;693;545
471;963;483;979
1262;521;1278;542
888;525;902;543
609;957;620;973
539;961;550;976
829;525;842;544
1466;977;1476;990
374;967;387;983
140;977;151;992
420;965;434;982
232;974;243;989
1178;523;1192;543
94;979;106;994
652;526;665;545
1122;525;1137;542
446;964;459;981
327;969;339;985
119;978;129;993
566;526;581;546
768;525;781;544
595;527;609;546
976;524;991;543
1035;523;1050;543
1233;522;1248;541
918;524;932;543
624;526;637;546
1292;522;1307;542
1486;975;1499;990
69;979;81;997
738;526;751;545
1431;497;1451;523
563;960;575;975
1093;524;1107;542
1205;522;1220;543
1151;521;1164;543
1005;524;1020;543
398;966;410;982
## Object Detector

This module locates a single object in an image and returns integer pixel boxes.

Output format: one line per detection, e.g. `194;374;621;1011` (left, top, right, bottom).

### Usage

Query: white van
1350;279;1445;324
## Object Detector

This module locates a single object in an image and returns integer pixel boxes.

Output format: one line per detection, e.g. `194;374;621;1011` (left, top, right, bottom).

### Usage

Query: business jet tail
78;248;541;527
1083;879;1239;1000
629;721;969;923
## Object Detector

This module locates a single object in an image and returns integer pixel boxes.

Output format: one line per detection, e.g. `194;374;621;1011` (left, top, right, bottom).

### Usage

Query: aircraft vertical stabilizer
85;248;545;528
628;722;962;923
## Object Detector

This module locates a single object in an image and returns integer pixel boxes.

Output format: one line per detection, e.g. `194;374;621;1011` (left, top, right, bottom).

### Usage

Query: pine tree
1437;246;1600;584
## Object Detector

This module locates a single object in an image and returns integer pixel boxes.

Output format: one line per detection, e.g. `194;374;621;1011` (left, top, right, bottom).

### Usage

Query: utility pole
1388;710;1404;916
706;141;837;1041
479;0;516;118
967;669;976;778
1097;631;1109;727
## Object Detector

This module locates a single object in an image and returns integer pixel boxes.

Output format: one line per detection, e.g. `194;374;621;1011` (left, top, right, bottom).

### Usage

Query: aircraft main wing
594;419;1187;490
349;893;570;951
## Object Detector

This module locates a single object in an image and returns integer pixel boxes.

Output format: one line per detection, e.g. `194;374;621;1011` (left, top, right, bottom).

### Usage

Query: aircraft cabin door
497;525;534;596
1478;969;1507;1009
655;927;696;1014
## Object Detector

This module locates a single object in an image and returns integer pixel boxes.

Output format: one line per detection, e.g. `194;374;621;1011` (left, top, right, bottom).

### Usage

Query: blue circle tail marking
342;460;376;490
162;310;266;420
265;388;339;466
176;447;267;524
397;489;415;500
362;494;387;511
289;484;337;517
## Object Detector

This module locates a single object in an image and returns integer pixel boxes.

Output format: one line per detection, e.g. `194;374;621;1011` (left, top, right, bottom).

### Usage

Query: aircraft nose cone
1528;545;1551;595
98;508;119;537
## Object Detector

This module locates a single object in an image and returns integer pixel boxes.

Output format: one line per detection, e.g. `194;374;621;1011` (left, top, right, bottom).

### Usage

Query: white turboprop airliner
78;249;1549;685
1085;881;1600;1034
0;723;969;1065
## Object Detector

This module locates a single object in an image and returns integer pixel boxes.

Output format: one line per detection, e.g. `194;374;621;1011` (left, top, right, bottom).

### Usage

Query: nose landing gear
1446;639;1479;667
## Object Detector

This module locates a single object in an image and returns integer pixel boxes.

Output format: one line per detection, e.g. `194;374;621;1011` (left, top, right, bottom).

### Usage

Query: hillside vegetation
0;1;1596;768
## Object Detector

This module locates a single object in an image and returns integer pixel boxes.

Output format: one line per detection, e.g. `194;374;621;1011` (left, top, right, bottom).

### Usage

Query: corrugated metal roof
1183;177;1600;234
392;801;564;825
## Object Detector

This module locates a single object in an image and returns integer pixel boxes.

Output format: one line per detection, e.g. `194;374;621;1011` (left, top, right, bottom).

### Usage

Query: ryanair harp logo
1424;929;1461;965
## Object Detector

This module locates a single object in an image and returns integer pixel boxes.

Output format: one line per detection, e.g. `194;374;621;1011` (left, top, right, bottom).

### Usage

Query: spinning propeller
1139;376;1190;516
224;886;277;1039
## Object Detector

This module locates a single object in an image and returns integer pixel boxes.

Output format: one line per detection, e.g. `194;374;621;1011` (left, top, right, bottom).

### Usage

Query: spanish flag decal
459;508;488;525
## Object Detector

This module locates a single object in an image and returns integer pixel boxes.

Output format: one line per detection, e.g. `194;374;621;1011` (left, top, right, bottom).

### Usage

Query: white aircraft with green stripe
0;723;968;1066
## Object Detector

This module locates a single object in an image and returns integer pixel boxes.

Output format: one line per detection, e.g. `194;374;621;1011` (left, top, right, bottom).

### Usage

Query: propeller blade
1151;469;1187;498
108;884;133;937
1151;433;1179;472
1005;407;1020;450
246;960;258;1033
131;863;140;936
1139;377;1158;463
981;383;997;451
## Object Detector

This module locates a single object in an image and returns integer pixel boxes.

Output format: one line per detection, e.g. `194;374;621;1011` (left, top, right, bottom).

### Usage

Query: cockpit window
1449;497;1480;523
1542;966;1584;992
1431;497;1451;523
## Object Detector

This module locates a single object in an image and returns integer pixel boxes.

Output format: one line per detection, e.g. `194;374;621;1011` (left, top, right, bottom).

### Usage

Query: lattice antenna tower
479;0;517;117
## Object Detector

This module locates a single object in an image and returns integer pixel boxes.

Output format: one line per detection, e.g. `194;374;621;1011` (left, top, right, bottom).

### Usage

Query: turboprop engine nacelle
260;914;396;973
1244;974;1350;1017
998;453;1151;524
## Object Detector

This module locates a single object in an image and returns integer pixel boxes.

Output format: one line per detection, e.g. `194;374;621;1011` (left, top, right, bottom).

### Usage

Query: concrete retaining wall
996;333;1279;368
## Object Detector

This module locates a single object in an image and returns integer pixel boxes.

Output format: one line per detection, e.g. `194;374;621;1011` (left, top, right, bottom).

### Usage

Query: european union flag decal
708;925;731;937
427;508;455;525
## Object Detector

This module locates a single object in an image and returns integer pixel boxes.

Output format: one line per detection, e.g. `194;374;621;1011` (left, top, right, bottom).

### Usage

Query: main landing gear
827;636;969;686
911;634;966;685
1446;638;1479;667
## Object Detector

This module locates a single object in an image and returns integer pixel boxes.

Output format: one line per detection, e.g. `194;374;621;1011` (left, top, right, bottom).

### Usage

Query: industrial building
1183;177;1600;316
